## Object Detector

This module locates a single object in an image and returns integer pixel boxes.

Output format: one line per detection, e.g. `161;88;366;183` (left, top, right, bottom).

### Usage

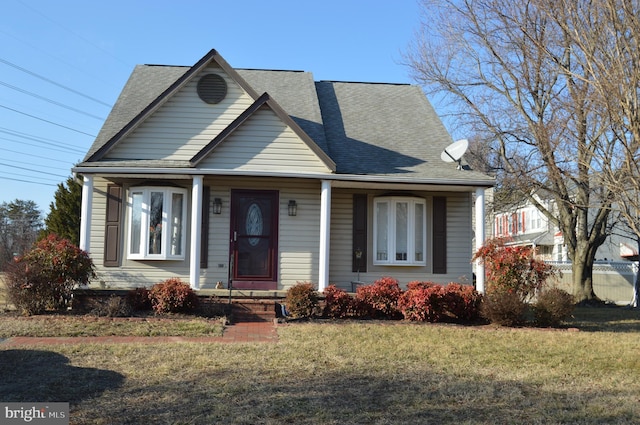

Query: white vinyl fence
546;261;636;305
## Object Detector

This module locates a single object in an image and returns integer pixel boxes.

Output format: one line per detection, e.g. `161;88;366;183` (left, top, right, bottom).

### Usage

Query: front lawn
0;307;638;424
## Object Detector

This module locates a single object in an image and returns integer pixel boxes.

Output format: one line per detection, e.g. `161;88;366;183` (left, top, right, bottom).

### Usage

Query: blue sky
0;0;424;213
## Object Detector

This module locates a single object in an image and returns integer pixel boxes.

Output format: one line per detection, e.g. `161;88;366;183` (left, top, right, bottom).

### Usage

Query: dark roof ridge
318;80;411;86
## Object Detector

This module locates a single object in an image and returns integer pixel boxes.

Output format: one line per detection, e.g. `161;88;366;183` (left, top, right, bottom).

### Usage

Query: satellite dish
440;139;469;170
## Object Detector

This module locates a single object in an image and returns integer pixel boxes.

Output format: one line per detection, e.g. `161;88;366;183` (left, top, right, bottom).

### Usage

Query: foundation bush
533;287;575;327
285;282;319;319
323;284;355;318
149;278;199;314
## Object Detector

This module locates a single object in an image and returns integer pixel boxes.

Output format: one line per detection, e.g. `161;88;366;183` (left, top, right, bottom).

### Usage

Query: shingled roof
81;50;494;185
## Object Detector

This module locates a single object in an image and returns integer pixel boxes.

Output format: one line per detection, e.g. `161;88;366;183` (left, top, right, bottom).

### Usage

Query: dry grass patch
0;315;224;338
1;310;639;424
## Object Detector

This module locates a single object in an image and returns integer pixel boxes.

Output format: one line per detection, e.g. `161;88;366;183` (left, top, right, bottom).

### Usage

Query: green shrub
4;234;95;315
480;290;528;326
533;288;575;327
355;277;403;319
285;282;319;319
149;278;199;314
323;284;355;318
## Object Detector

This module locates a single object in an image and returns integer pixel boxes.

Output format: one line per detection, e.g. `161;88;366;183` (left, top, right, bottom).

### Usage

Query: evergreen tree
43;176;82;246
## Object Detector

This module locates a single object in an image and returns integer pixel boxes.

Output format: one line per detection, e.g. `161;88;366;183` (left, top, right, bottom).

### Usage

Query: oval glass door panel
245;203;263;246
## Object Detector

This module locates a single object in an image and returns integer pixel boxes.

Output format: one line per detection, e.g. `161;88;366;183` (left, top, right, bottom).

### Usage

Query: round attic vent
197;74;227;104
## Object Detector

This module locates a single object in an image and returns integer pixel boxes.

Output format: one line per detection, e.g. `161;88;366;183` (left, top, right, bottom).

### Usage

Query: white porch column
79;174;93;252
189;175;204;290
475;187;486;294
318;180;332;291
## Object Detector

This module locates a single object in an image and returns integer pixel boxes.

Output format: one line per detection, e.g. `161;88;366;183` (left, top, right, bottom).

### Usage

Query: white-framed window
127;187;187;260
373;196;426;266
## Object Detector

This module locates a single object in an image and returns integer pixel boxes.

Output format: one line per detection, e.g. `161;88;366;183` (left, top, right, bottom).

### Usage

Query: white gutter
71;166;495;189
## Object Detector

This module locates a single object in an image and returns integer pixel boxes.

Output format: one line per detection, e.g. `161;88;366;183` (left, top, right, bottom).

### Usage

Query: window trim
373;196;427;266
126;186;188;260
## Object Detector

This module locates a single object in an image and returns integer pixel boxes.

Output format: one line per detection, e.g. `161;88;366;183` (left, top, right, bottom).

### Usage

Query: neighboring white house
491;193;636;262
490;192;638;303
73;49;495;292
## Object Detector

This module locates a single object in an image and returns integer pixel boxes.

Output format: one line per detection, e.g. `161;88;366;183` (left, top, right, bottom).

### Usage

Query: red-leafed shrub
398;282;482;323
442;283;482;322
323;284;355;318
398;284;446;322
149;278;199;314
355;277;403;319
4;234;95;315
126;287;152;311
406;281;437;290
472;238;556;302
285;282;319;319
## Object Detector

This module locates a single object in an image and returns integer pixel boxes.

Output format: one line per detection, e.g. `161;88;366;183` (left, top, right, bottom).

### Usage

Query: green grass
1;307;639;424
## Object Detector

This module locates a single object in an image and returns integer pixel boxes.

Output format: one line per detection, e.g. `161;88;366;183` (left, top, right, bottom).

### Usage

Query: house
73;49;495;293
491;194;563;261
491;191;638;303
491;193;635;263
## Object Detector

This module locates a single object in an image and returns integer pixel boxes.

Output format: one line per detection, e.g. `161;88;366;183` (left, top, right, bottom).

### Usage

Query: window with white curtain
127;187;187;260
373;196;426;265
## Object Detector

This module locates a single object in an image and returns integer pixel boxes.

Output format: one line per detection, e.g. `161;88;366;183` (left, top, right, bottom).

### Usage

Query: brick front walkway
0;321;278;347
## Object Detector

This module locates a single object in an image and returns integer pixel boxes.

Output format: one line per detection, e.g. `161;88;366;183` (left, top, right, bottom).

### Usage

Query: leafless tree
558;0;640;306
404;0;631;302
0;200;42;271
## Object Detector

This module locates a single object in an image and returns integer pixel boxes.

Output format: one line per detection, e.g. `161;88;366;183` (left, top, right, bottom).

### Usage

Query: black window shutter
352;194;367;272
200;186;210;269
432;196;447;274
104;184;123;267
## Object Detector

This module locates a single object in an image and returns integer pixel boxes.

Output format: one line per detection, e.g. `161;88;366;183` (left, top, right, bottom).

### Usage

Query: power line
0;27;121;89
0;128;88;154
0;146;75;163
0;161;68;178
0;103;97;137
0;80;104;120
16;0;131;69
0;57;112;108
0;136;85;156
1;155;70;172
0;175;57;187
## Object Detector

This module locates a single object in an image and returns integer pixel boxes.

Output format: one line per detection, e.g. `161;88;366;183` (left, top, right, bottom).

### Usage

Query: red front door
230;190;278;290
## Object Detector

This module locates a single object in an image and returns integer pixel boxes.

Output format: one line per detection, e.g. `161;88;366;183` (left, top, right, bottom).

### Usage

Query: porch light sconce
213;198;222;215
288;200;297;216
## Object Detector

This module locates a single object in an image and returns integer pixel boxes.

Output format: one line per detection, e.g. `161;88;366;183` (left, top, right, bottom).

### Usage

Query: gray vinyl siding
88;177;474;291
103;66;332;175
88;176;322;290
104;65;255;161
88;177;192;288
328;189;474;291
197;108;332;173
